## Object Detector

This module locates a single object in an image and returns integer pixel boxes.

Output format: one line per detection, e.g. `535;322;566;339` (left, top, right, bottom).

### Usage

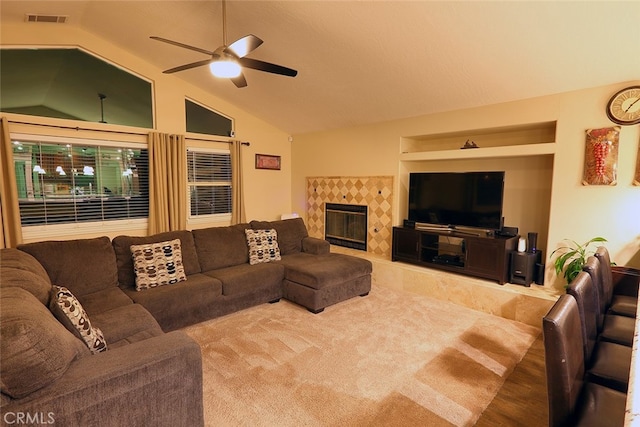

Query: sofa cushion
112;230;201;290
301;236;331;255
130;239;187;291
0;287;90;399
18;237;119;297
0;248;52;304
245;229;282;265
91;304;164;349
76;287;134;316
123;273;223;332
192;223;250;270
49;286;108;354
279;253;373;290
204;262;285;297
250;218;309;255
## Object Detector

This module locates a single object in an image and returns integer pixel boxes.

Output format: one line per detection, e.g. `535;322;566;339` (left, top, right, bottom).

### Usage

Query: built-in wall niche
399;157;553;259
400;121;557;159
398;121;556;257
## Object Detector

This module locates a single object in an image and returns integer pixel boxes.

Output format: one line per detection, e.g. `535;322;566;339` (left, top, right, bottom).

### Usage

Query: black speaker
510;251;537;286
535;262;545;285
527;232;538;253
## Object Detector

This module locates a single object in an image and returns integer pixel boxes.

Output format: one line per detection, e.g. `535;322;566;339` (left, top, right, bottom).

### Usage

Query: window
12;135;149;226
187;149;231;218
185;99;233;137
1;48;153;128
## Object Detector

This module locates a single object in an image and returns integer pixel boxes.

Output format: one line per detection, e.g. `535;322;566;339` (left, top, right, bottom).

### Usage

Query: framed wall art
582;127;620;186
255;154;281;170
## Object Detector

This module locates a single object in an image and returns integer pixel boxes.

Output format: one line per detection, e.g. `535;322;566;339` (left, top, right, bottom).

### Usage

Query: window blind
187;149;232;217
12;139;149;226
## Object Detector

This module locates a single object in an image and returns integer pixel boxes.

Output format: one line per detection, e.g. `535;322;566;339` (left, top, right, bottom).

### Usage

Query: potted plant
551;237;607;284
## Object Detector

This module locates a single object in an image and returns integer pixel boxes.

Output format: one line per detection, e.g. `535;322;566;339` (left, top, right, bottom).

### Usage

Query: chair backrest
543;294;586;427
594;246;613;306
582;256;606;331
566;271;599;364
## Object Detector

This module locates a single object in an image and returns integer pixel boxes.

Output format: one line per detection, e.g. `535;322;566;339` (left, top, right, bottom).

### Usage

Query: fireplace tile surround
306;176;393;257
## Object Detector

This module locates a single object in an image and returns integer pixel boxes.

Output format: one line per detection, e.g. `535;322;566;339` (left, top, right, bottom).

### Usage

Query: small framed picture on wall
255;154;281;170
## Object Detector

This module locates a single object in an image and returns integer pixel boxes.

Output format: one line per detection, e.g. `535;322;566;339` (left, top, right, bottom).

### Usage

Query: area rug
183;285;539;426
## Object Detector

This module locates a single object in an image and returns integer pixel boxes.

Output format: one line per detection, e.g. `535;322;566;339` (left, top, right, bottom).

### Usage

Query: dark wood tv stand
392;226;518;284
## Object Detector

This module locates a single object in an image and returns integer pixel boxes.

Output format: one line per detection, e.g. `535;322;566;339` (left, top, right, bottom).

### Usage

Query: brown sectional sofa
0;247;202;427
0;218;371;426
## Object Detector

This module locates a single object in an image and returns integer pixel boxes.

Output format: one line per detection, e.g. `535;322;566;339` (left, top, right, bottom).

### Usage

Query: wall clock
606;86;640;125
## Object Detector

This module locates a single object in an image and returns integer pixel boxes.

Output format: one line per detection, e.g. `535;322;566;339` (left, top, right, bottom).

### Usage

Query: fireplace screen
325;203;367;251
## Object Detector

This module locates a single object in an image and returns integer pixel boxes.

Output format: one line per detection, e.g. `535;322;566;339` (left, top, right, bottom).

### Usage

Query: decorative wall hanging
634;139;640;186
582;127;619;186
255;154;281;170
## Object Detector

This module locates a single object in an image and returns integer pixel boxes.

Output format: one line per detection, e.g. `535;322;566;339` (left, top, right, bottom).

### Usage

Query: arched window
0;48;153;128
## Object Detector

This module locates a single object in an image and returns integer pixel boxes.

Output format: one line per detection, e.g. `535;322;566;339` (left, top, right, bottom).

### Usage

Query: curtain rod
185;135;250;146
6;119;250;145
7;119;148;136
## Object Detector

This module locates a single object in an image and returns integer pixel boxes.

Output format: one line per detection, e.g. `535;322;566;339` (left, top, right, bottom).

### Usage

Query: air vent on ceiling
25;14;68;24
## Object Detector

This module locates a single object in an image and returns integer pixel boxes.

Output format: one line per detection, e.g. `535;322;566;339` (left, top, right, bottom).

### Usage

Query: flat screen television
408;171;505;231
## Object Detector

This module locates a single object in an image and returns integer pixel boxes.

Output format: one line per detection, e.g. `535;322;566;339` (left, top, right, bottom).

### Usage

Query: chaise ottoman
279;253;372;313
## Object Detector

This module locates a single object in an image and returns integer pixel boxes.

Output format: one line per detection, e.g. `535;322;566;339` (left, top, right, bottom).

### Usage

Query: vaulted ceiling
1;1;639;135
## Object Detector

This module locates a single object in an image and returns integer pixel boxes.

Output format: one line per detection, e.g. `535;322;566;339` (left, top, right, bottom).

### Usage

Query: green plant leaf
550;236;608;284
585;237;608;244
565;258;584;282
554;251;577;275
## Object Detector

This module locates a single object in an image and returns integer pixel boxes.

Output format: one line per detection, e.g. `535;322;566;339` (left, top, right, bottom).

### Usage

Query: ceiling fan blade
237;57;298;77
163;59;212;74
231;73;248;88
226;34;263;58
150;36;214;56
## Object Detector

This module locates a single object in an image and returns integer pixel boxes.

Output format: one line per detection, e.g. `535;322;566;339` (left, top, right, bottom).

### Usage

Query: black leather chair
594;246;639;318
566;271;631;393
582;256;635;347
543;294;627;427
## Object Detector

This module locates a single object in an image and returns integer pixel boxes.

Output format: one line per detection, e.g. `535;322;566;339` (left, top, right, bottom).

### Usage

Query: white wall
292;82;640;291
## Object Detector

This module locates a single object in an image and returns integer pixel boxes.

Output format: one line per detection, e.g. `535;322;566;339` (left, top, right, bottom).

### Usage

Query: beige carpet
183;285;539;426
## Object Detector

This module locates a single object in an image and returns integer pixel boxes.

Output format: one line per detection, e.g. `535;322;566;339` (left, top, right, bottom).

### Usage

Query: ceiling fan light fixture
210;60;241;78
151;0;296;86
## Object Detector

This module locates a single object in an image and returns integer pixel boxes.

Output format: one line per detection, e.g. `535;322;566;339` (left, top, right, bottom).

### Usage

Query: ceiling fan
150;0;297;88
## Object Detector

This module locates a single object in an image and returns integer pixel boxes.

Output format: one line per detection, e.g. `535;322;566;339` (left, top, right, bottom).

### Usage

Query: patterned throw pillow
245;229;282;265
130;239;187;291
49;286;108;354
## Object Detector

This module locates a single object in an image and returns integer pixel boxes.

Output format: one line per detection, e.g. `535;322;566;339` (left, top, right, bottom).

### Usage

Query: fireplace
325;203;367;251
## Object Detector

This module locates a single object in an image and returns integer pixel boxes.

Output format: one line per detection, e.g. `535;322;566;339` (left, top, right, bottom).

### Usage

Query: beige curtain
231;140;246;224
0;117;23;248
148;132;187;234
